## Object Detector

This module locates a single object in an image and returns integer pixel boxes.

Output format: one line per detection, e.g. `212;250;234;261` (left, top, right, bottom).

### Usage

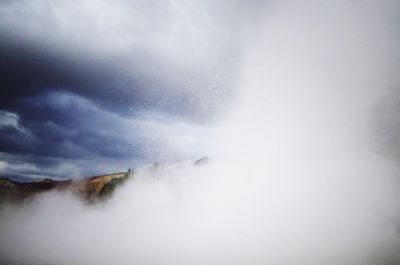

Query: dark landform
0;157;208;204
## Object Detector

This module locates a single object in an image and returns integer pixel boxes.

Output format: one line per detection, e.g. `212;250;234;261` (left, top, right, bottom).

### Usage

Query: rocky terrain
0;170;131;204
0;158;208;204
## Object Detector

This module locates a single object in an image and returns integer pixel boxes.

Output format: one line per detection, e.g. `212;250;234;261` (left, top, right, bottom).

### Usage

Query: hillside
0;158;208;204
0;170;131;203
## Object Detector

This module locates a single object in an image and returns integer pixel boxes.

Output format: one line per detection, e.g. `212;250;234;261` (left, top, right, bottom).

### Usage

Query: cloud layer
0;0;261;179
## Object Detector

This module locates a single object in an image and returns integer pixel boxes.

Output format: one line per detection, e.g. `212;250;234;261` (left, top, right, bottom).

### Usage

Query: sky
1;0;400;183
0;0;266;181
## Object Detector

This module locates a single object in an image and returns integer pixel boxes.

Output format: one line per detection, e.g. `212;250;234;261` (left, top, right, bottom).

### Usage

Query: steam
2;1;400;265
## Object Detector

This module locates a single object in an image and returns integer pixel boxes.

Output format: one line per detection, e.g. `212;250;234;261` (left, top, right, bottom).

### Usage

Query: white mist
1;1;400;265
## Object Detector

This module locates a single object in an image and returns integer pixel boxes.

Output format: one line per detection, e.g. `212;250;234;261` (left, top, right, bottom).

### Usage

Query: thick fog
2;1;400;265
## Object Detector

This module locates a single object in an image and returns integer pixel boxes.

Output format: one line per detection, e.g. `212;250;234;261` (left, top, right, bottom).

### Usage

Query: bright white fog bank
2;1;400;265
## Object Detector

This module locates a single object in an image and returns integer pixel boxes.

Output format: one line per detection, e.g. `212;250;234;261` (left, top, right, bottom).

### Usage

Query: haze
1;1;400;265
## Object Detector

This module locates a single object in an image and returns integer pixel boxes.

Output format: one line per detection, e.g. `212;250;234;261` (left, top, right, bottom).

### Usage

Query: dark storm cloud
0;0;265;180
0;89;212;180
0;0;255;120
0;39;144;163
0;91;143;180
0;40;206;180
0;38;183;117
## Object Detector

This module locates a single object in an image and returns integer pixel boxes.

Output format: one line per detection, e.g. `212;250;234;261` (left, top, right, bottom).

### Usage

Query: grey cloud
0;0;263;180
0;91;212;180
0;0;260;120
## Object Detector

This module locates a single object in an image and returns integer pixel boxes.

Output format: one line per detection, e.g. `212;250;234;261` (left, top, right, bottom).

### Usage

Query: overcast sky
0;0;268;181
1;0;400;182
